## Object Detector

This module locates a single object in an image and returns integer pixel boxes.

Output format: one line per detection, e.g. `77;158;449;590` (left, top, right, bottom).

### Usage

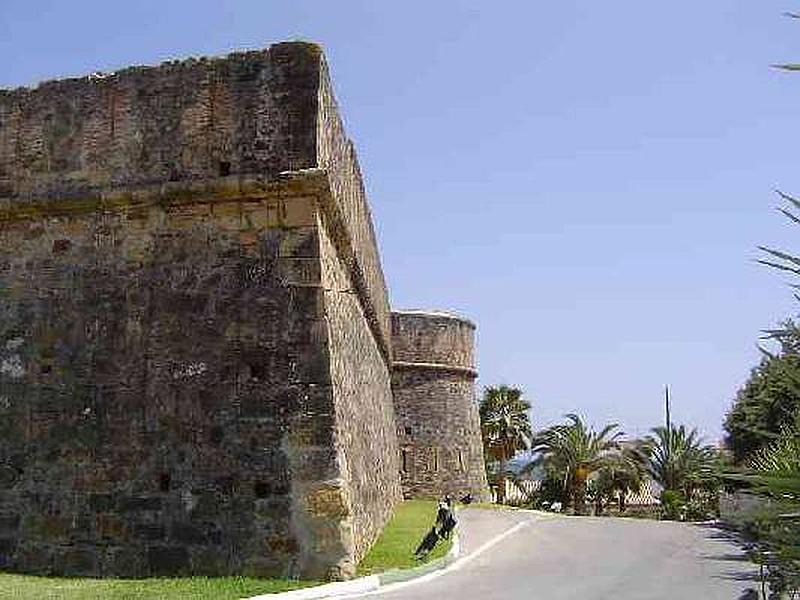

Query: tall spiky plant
642;424;718;502
729;412;800;596
745;411;800;500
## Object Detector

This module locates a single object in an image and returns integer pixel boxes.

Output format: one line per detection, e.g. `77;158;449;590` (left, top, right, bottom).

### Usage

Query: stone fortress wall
0;41;486;580
391;311;489;501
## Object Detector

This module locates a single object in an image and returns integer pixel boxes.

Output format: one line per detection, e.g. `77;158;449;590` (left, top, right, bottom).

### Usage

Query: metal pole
665;384;671;431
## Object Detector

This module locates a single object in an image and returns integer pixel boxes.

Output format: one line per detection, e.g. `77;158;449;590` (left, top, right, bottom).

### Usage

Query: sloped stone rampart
316;59;392;364
317;209;402;576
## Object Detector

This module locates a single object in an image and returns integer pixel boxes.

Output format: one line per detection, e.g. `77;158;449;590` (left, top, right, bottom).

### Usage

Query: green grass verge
357;499;453;576
0;574;319;600
0;500;458;596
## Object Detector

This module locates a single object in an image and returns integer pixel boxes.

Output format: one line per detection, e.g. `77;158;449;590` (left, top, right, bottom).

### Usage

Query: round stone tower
390;310;490;501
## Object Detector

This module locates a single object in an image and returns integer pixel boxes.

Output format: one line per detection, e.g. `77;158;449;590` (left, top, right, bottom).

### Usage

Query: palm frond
756;259;800;276
758;246;800;269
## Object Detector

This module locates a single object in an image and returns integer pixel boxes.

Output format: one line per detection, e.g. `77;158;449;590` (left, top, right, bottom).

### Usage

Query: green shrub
660;489;686;521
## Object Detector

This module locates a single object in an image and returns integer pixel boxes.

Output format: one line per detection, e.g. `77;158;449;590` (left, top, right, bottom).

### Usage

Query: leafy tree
531;414;623;515
479;385;532;503
592;443;647;514
724;336;800;464
722;191;800;466
536;462;571;507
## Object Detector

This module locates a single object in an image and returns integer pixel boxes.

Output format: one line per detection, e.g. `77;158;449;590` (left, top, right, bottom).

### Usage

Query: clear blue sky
3;1;799;442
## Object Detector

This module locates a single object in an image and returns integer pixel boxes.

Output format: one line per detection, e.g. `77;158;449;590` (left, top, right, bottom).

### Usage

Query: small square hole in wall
254;481;270;498
217;476;235;495
52;239;71;254
404;426;412;436
219;161;231;177
210;426;224;445
248;361;267;381
158;472;171;492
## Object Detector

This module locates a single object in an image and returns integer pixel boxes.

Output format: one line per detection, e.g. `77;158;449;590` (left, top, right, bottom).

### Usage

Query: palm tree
531;414;623;515
479;386;532;503
641;424;718;503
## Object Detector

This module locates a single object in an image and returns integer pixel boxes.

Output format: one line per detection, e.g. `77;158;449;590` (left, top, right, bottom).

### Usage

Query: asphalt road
363;509;761;600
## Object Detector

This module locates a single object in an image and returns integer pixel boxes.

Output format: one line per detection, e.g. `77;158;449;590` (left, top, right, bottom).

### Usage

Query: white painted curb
353;519;531;597
242;533;459;600
245;576;380;600
243;511;535;600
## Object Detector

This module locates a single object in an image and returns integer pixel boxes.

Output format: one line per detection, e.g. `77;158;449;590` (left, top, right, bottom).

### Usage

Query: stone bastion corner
0;41;487;580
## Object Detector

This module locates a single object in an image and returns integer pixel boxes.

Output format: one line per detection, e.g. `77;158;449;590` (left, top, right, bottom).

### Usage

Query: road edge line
244;512;534;600
343;517;534;597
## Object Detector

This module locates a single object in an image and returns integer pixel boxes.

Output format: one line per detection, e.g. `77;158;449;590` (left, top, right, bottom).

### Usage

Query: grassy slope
0;575;318;600
357;499;452;576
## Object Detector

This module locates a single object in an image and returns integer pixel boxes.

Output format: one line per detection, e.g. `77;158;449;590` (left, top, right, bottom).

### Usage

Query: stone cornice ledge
0;170;329;223
392;361;478;378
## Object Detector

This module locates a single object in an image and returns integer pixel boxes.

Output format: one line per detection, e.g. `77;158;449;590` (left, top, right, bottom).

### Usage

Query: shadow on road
701;552;752;563
689;522;763;590
715;570;761;583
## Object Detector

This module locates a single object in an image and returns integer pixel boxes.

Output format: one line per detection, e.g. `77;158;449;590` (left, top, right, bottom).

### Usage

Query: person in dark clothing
439;510;457;539
436;499;450;528
436;495;457;540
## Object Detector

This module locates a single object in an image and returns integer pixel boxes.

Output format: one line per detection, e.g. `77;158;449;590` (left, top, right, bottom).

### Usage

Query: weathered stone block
12;543;53;573
0;538;17;567
304;483;350;520
171;523;207;545
118;497;162;513
147;546;191;576
95;515;128;541
132;522;166;541
53;547;97;576
192;547;229;576
104;546;146;578
87;493;114;512
0;514;20;534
